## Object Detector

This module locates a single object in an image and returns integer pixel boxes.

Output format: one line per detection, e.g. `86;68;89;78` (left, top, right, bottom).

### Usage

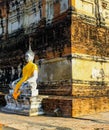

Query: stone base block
42;95;109;117
72;97;109;117
42;96;72;117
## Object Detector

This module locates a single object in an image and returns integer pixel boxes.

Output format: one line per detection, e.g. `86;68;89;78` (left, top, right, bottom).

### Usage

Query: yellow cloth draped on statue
13;61;38;100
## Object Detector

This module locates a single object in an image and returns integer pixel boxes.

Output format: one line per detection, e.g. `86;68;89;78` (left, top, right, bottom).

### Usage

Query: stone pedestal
1;83;44;116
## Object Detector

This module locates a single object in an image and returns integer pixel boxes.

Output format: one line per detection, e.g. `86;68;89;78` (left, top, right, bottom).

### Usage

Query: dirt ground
0;110;109;130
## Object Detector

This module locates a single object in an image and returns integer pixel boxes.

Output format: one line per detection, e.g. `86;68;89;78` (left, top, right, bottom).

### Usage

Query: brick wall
72;97;109;117
72;84;109;116
71;16;109;57
42;96;72;117
41;83;109;117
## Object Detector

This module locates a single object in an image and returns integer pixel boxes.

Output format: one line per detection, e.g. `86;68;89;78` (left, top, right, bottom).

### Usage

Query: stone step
38;86;72;96
1;106;44;116
38;84;72;96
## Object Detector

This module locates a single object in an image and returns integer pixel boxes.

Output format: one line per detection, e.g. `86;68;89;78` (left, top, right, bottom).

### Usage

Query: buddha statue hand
12;90;21;100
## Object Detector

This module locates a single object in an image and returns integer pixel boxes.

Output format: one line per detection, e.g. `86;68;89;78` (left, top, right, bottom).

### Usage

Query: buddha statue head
25;50;35;63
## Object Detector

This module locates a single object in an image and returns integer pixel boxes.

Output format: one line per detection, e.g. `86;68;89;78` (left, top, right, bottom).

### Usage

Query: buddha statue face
25;50;35;63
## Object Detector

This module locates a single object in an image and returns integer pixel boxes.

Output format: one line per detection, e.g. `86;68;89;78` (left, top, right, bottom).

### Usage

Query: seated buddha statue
3;49;40;112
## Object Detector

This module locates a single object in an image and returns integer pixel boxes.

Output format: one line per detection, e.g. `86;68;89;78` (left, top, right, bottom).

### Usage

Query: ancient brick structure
0;0;109;117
